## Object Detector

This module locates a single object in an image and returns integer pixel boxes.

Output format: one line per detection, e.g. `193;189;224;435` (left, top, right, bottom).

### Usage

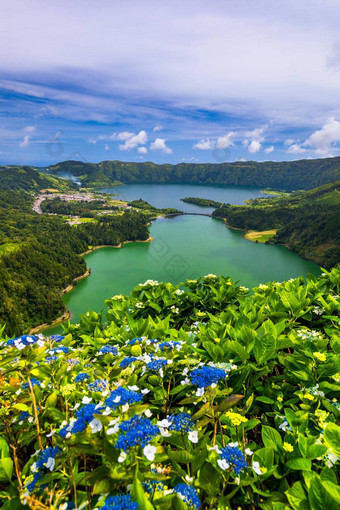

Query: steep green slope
47;156;340;190
212;181;340;267
0;165;78;192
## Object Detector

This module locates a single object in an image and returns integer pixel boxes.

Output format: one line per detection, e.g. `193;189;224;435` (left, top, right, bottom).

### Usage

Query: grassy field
244;229;277;242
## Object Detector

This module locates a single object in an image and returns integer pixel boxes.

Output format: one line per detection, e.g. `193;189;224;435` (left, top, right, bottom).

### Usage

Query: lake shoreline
29;235;154;334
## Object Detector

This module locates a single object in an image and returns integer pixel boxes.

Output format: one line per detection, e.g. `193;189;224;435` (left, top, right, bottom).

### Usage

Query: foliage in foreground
0;268;340;509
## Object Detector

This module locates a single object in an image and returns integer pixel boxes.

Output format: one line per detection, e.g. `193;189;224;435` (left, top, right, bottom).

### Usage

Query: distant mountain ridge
47;156;340;190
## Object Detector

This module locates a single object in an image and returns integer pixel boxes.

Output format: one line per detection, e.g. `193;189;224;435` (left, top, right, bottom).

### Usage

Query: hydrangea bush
0;269;339;509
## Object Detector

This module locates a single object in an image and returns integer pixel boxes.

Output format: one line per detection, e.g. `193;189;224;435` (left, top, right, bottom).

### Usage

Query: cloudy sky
1;0;340;165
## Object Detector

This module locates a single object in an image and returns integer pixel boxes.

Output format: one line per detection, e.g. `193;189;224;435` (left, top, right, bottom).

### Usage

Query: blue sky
1;0;340;166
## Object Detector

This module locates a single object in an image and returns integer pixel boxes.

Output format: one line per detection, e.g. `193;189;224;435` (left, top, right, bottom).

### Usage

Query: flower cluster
98;345;119;356
7;334;44;350
146;358;168;372
120;356;138;368
102;494;138;510
27;447;61;491
88;379;108;392
59;404;104;437
167;412;194;432
217;444;248;474
74;372;89;383
115;415;158;451
22;378;41;389
174;483;201;509
105;387;142;409
190;366;227;387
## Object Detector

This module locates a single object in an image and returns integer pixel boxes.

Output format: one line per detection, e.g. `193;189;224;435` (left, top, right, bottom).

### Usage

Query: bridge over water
164;212;212;218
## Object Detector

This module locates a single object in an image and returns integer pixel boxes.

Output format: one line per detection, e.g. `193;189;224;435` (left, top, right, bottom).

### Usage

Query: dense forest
0;188;150;336
212;180;340;267
181;197;222;207
47;156;340;190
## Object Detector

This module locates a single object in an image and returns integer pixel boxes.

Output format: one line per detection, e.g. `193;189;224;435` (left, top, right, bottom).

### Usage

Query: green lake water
45;185;321;333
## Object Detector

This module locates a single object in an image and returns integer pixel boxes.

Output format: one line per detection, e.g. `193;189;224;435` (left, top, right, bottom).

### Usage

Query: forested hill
212;180;340;267
0;188;150;337
48;156;340;190
0;165;77;192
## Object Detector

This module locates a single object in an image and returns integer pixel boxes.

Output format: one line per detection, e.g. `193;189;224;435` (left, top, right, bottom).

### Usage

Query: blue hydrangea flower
66;358;80;366
35;447;61;470
88;379;108;392
146;358;168;372
59;404;104;437
50;335;65;342
18;411;31;422
120;356;138;368
22;378;41;389
218;445;248;474
190;366;226;387
26;471;42;492
115;415;158;451
159;341;181;351
105;387;142;409
26;447;61;492
7;335;40;349
168;413;194;432
102;494;138;510
142;480;163;494
174;484;200;509
50;346;70;354
99;345;119;356
45;355;58;364
128;337;143;345
75;372;89;383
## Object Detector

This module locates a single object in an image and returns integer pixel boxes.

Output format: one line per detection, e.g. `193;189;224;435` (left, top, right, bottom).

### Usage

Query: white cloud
104;144;110;150
138;146;148;154
153;125;162;132
287;143;306;154
193;138;215;150
150;137;172;154
243;125;267;153
248;140;261;153
216;132;234;149
19;126;36;148
193;138;214;150
302;117;340;156
118;130;148;151
238;156;247;162
264;145;274;154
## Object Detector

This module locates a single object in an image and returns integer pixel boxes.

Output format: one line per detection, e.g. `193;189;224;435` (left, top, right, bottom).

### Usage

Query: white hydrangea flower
143;444;157;461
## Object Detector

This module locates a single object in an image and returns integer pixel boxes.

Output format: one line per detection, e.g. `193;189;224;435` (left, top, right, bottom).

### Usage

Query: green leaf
286;458;311;471
131;471;155;510
306;444;328;459
285;481;309;510
309;475;340;510
168;451;194;464
0;458;13;481
215;394;244;412
253;334;276;364
262;425;283;451
12;403;30;412
324;422;340;457
255;396;275;404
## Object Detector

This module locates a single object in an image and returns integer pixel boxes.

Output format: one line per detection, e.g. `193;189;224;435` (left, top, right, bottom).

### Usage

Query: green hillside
212;181;340;267
0;165;77;192
47;156;340;190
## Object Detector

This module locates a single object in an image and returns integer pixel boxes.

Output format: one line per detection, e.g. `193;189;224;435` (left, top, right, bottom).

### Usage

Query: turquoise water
98;183;273;213
45;185;320;333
